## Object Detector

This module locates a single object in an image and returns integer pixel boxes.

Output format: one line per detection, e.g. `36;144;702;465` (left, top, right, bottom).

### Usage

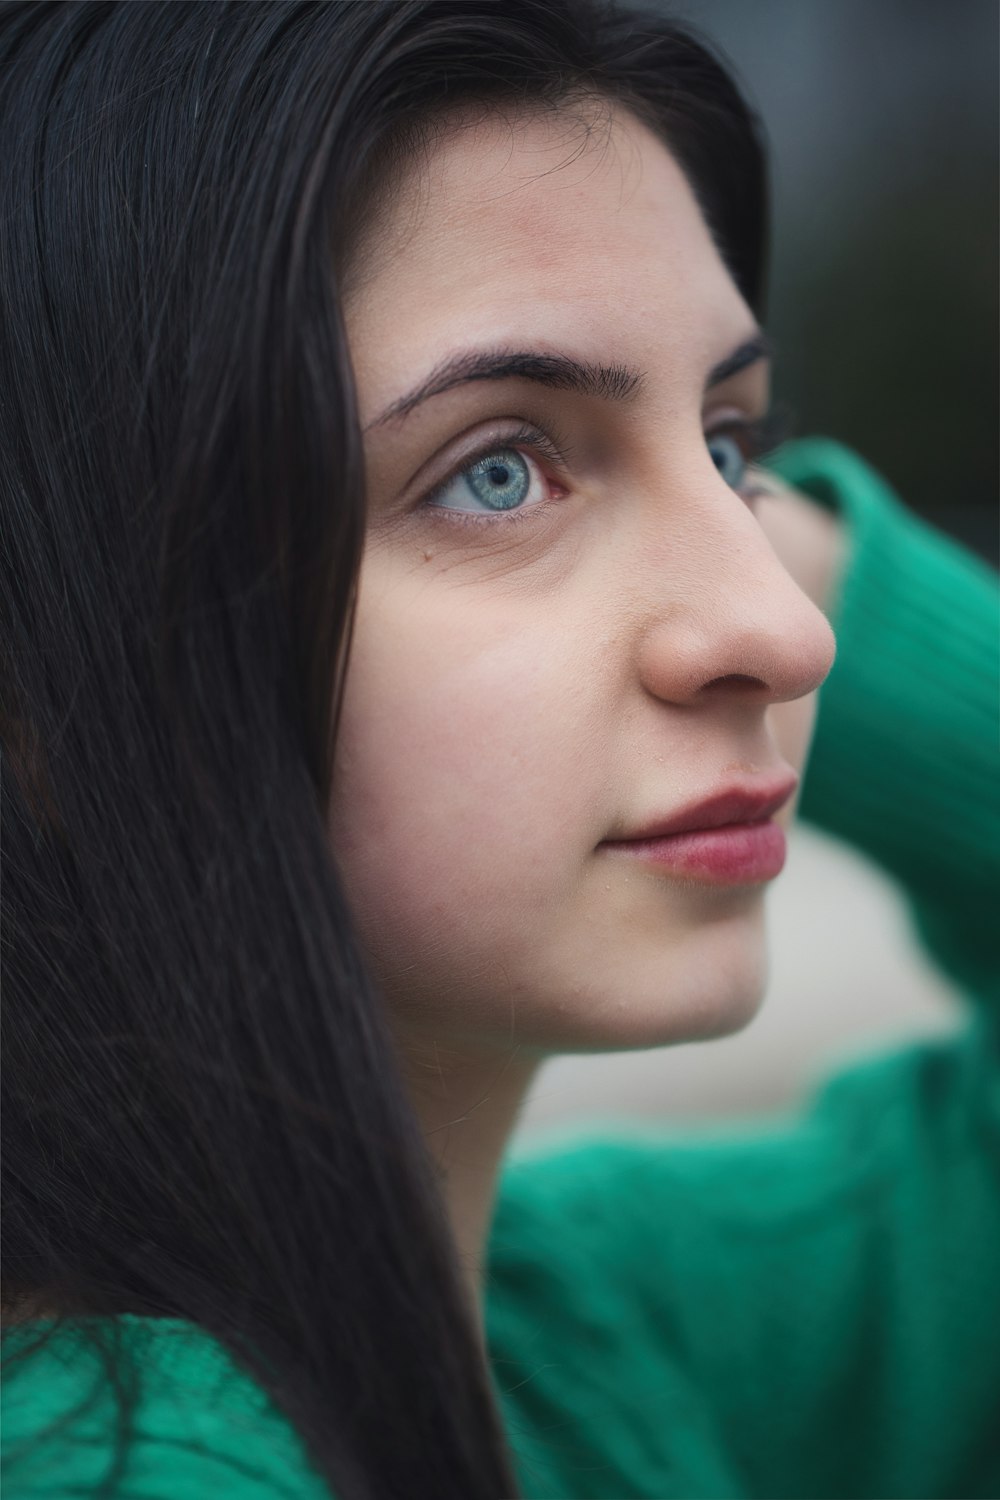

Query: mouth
598;772;797;885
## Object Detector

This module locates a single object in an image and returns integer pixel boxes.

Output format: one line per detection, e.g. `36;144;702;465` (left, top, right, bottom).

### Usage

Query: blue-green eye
426;446;544;514
706;431;748;491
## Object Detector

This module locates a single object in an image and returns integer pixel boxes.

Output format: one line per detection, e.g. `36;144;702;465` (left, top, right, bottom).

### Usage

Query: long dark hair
0;3;767;1496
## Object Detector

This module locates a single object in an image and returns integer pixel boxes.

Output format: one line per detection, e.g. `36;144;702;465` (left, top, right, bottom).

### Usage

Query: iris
707;432;747;491
462;449;531;510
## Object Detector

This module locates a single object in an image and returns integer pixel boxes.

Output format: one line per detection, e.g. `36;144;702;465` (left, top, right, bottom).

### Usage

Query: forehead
345;101;752;408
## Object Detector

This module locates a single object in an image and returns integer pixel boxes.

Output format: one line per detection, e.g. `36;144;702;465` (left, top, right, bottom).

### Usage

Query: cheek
327;581;602;988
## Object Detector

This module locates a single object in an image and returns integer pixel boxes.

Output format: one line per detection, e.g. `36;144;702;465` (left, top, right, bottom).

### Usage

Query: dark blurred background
646;0;998;563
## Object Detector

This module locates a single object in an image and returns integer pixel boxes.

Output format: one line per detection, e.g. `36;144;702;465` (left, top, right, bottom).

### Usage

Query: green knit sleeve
764;437;1000;1007
0;1317;333;1499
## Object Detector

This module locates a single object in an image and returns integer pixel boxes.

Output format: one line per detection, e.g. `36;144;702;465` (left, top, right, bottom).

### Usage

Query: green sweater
3;439;999;1499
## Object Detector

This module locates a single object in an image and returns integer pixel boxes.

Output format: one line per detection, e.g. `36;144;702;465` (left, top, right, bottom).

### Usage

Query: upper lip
604;772;799;842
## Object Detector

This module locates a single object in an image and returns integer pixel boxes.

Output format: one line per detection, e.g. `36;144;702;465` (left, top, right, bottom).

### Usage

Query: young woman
2;3;997;1498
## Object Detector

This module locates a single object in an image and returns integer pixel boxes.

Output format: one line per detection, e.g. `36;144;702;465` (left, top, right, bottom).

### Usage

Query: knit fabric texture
4;438;999;1498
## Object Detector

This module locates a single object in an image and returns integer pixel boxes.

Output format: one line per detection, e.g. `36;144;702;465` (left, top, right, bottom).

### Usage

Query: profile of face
329;102;835;1071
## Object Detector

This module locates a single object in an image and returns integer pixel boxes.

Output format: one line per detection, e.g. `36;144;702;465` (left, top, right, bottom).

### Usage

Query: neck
393;1027;543;1337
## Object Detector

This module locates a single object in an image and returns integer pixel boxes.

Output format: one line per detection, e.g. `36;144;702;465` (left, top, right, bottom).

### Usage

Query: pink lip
610;774;799;841
599;773;798;885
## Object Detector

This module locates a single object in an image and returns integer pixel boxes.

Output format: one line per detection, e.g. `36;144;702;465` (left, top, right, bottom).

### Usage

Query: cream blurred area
512;823;964;1142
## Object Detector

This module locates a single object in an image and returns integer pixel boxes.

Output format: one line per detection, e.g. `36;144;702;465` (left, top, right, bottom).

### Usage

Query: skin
330;100;842;1336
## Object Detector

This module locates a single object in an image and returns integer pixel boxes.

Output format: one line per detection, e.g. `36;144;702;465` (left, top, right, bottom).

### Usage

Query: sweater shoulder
1;1317;330;1499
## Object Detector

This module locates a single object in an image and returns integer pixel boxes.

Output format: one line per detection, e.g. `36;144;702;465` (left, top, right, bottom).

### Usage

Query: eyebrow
365;331;771;430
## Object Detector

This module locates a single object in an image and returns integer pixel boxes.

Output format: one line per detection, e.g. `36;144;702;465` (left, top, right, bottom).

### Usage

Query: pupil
488;464;510;486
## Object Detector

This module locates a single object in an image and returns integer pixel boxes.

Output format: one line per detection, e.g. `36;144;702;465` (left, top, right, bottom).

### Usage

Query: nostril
703;674;768;692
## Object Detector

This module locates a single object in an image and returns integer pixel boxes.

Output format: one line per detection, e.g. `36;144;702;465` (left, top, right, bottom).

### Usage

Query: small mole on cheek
422;549;434;563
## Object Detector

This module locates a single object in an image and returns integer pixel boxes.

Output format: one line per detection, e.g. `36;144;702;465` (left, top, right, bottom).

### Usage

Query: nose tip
638;529;838;710
703;598;835;707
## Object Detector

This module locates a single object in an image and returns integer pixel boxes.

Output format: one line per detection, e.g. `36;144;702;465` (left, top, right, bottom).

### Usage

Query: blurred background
512;0;997;1147
676;0;997;562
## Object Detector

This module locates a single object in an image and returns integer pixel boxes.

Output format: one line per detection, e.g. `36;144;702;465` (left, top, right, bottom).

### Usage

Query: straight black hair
0;2;768;1496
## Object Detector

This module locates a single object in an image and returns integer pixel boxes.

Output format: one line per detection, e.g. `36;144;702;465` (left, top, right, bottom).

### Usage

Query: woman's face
330;102;835;1064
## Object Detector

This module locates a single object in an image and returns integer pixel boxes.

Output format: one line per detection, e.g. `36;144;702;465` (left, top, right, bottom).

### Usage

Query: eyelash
417;405;796;529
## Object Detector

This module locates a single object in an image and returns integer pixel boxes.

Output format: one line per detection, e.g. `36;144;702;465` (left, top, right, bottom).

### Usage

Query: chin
519;904;772;1057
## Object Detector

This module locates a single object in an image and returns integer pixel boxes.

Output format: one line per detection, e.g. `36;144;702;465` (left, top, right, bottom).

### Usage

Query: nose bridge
635;475;835;706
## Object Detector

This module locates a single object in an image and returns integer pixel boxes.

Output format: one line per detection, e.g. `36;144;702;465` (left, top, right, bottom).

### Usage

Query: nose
634;476;836;710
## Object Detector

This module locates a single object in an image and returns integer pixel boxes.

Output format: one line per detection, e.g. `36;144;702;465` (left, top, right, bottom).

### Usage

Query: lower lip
600;820;787;884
